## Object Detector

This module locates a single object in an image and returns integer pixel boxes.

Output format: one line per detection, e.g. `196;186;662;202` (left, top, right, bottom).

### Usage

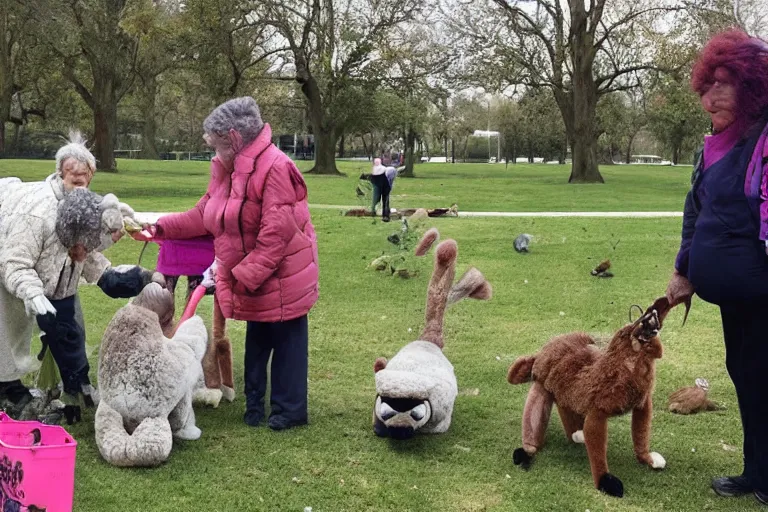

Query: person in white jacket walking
0;133;160;422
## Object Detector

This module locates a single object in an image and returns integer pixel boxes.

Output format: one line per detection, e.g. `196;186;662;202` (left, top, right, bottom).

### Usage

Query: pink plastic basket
0;412;77;512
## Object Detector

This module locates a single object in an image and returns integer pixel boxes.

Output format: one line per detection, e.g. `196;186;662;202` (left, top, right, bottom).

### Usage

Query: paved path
135;208;682;224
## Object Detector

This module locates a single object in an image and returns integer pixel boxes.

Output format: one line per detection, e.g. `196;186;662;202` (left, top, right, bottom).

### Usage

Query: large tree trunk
312;129;340;174
402;126;416;177
139;75;159;159
567;86;604;183
625;133;636;165
92;75;118;171
93;103;117;171
296;64;342;175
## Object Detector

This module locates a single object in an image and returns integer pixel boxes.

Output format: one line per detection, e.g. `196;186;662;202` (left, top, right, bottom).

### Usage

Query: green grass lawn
0;159;758;511
0;158;692;213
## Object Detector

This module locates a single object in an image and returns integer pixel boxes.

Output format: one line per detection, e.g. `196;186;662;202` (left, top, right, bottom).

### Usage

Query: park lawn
46;210;756;511
0;158;692;213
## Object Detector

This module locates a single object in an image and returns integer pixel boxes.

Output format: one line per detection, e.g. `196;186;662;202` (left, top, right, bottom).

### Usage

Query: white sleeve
2;214;47;301
82;251;112;284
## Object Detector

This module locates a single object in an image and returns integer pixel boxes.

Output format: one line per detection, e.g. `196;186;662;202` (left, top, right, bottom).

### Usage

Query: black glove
97;265;156;298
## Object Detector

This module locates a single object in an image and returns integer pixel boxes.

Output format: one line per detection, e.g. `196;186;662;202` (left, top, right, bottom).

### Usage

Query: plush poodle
94;283;208;467
507;297;684;498
372;228;492;439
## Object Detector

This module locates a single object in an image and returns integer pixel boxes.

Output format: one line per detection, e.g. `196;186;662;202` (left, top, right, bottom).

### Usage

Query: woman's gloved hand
24;294;56;317
202;260;217;289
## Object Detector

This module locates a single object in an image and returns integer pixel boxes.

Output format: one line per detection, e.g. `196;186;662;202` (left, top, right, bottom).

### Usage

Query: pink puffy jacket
156;124;319;322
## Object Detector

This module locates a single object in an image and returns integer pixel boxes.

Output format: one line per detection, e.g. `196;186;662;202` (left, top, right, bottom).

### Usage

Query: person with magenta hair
665;30;768;505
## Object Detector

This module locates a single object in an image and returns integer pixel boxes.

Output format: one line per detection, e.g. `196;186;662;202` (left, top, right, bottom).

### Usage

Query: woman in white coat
0;133;158;422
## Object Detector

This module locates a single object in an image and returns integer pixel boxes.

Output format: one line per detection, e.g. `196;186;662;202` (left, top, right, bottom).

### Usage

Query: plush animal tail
417;230;458;349
94;401;172;467
508;356;536;384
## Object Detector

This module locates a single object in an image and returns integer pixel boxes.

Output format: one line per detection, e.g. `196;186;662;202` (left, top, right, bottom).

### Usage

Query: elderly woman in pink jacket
138;97;319;430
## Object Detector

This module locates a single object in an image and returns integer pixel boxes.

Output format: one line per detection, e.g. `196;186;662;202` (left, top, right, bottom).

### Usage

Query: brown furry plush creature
507;297;682;498
668;378;720;414
200;295;235;403
372;228;491;439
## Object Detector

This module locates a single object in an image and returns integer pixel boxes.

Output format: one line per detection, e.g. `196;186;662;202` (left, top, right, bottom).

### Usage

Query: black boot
712;475;753;497
0;380;33;418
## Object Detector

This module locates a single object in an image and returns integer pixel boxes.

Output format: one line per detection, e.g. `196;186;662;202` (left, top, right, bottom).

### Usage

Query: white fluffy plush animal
372;228;492;439
94;283;208;467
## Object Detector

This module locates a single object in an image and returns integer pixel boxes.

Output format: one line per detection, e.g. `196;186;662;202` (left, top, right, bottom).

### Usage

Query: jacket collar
45;173;67;200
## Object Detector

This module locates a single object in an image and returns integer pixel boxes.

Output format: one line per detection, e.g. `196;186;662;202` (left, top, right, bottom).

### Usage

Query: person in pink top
156;236;215;307
138;97;319;430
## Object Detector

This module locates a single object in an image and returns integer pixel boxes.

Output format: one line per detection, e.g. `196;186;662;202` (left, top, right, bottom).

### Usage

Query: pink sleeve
230;166;295;292
156;194;210;240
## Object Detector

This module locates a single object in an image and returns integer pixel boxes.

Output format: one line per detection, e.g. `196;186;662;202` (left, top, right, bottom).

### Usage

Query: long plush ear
447;267;492;304
415;228;440;256
419;239;458;349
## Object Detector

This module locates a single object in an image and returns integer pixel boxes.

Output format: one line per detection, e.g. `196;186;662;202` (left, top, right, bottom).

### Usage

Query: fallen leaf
559;311;565;316
454;444;471;452
459;388;480;396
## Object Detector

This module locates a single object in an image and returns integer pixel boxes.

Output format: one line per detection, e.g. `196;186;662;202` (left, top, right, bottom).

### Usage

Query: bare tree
444;0;684;183
253;0;425;175
0;2;33;154
21;0;142;171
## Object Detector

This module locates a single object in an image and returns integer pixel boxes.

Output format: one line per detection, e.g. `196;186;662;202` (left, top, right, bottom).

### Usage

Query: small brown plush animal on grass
668;378;720;414
508;297;685;498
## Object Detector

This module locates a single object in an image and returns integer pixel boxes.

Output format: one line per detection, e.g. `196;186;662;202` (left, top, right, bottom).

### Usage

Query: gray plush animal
372;228;492;439
94;283;208;467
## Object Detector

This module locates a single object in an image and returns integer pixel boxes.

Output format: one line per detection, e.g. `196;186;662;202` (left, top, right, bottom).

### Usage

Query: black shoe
712;475;753;497
244;409;264;427
756;490;768;505
267;415;307;431
0;380;33;418
63;405;81;425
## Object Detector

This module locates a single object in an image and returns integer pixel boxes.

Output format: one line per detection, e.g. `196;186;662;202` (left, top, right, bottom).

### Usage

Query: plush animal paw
649;452;666;469
512;448;533;470
597;473;624;497
193;387;223;408
221;385;236;402
174;425;202;441
571;430;585;444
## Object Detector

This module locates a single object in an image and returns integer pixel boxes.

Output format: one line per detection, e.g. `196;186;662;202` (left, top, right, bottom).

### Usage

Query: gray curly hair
203;97;264;146
55;188;106;251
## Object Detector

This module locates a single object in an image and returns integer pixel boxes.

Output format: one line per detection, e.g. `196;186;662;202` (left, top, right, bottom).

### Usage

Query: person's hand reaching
666;270;695;308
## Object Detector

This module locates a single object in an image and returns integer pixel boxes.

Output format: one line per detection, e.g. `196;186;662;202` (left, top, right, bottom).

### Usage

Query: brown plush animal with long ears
508;297;685;498
372;228;491;439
